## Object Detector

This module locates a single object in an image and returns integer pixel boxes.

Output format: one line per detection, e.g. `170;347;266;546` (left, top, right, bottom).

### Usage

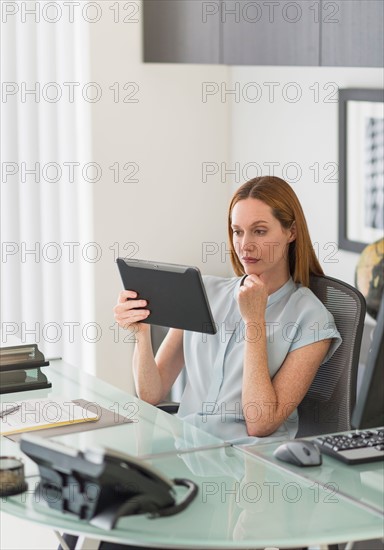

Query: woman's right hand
113;290;151;335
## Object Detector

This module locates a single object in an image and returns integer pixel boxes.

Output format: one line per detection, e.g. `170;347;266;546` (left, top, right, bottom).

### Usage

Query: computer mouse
273;440;322;467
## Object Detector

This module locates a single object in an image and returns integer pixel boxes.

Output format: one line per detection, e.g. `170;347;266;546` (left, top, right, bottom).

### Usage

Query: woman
114;176;341;444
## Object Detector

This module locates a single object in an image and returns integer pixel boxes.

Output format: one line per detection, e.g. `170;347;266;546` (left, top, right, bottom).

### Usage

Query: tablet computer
116;258;217;334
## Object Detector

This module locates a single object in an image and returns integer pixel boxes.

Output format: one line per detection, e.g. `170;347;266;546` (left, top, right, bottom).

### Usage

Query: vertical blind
1;1;95;371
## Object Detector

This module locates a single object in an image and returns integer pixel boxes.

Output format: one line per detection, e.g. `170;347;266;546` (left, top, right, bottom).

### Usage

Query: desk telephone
20;434;198;530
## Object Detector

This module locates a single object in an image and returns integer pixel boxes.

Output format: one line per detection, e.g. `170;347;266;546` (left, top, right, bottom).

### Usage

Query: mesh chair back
296;275;366;437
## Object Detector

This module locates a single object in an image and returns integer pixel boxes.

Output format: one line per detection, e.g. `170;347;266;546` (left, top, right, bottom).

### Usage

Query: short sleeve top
177;275;342;445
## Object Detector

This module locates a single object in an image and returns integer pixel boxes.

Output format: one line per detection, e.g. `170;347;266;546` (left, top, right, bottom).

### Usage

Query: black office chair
296;275;366;437
157;275;367;438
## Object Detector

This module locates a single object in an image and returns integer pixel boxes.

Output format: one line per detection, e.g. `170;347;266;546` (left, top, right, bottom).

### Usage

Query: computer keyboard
313;428;384;465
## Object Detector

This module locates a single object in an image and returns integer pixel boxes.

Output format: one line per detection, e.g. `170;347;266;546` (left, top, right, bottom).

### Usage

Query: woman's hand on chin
237;274;268;323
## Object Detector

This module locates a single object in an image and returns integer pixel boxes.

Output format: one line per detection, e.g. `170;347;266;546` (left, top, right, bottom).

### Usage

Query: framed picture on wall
339;88;384;253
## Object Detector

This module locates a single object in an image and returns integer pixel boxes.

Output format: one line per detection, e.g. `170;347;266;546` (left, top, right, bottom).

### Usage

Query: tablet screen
117;258;217;334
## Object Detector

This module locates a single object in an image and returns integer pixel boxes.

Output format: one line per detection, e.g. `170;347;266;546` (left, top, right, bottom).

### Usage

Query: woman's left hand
237;275;268;323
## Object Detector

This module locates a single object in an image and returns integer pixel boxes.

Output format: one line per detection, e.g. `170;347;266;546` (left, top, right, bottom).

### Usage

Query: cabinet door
143;0;220;63
321;0;384;67
222;0;320;66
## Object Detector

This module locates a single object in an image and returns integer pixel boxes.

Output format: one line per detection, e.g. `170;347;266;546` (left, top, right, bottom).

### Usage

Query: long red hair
228;176;323;287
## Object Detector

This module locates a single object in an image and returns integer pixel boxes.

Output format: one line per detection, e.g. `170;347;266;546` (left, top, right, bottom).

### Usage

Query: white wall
87;5;231;392
226;66;384;285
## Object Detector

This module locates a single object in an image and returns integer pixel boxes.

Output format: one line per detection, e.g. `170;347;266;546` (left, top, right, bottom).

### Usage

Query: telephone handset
20;434;198;530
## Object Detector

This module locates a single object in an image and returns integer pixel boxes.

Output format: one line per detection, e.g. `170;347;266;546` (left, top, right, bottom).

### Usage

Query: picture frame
338;88;384;253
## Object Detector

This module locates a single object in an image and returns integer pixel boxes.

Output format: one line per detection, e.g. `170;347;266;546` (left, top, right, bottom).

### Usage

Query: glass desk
0;360;225;458
1;361;383;549
2;445;384;549
238;437;384;519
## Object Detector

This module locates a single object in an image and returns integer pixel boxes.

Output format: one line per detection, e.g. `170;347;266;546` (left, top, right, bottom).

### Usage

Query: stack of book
0;345;51;394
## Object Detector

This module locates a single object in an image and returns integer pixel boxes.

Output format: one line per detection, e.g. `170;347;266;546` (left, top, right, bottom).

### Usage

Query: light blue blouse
177;276;342;445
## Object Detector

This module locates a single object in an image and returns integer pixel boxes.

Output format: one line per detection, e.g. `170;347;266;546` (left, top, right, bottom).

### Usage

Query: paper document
0;398;99;436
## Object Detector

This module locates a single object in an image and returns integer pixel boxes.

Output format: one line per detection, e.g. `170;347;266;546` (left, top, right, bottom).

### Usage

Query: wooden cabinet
143;0;220;64
222;0;320;66
143;0;383;68
321;0;384;67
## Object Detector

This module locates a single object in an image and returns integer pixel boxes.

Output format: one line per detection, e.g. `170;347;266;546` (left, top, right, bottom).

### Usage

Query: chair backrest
296;275;366;437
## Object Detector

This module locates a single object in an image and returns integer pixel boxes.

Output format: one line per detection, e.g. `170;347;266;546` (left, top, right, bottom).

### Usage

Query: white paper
0;398;99;436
